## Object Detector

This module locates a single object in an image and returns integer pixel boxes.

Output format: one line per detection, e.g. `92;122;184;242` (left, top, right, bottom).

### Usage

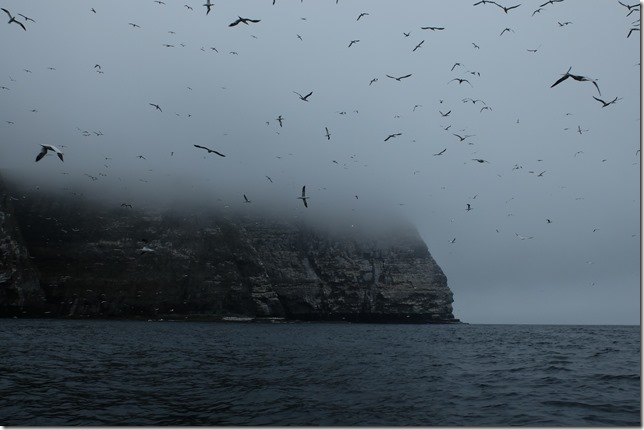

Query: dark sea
0;319;639;426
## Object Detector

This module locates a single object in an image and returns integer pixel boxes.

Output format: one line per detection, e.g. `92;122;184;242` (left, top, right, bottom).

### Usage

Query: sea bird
413;40;425;51
324;127;331;140
448;78;473;86
35;144;64;162
243;194;251;203
1;8;27;30
550;67;601;96
348;39;360;47
149;103;162;112
384;133;402;141
434;148;447;156
193;144;225;157
494;3;521;13
386;74;412;81
297;186;309;208
229;16;261;27
203;0;214;15
276;115;284;127
592;96;621;107
293;90;313;101
356;12;369;20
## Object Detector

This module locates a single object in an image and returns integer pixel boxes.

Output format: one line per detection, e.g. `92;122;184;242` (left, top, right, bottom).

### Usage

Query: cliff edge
0;179;458;323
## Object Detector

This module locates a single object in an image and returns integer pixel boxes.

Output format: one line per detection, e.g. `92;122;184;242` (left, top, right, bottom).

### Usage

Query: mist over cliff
0;174;458;323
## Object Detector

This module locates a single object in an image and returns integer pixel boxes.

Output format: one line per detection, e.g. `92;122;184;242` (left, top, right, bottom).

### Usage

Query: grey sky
0;0;640;324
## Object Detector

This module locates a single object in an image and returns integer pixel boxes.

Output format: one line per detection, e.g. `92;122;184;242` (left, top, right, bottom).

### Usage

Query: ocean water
0;319;639;426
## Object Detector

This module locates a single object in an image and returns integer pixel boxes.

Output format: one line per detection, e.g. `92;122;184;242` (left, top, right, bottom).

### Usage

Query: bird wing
229;19;241;26
301;185;306;197
507;4;521;10
591;80;601;96
304;91;313;99
550;74;570;88
303;199;308;208
1;8;12;19
212;150;226;157
194;144;208;150
56;152;64;162
35;146;48;162
399;74;412;79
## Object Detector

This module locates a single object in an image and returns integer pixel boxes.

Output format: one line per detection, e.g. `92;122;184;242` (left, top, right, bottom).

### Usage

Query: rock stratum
0;178;458;323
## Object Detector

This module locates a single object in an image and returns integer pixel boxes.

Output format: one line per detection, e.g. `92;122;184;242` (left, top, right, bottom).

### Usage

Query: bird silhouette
229;16;261;27
17;13;35;23
1;8;27;31
454;133;475;141
494;3;521;13
35;144;64;162
193;144;225;157
500;27;515;36
276;115;284;127
420;26;444;30
448;78;473;86
203;0;214;15
384;133;402;141
434;148;447;156
293;91;313;101
297;186;309;208
348;39;360;48
243;194;251;203
357;12;369;20
439;110;451;117
324;127;331;140
386;74;412;81
592;96;621;107
149;103;162;112
413;40;425;51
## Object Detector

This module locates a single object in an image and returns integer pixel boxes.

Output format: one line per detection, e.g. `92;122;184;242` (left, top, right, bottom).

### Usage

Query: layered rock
0;180;458;323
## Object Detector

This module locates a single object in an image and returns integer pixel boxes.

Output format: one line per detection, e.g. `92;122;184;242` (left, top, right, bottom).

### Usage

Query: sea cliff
0;178;458;323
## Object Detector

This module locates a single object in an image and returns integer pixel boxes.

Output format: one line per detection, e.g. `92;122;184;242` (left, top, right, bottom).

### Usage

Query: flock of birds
1;0;639;260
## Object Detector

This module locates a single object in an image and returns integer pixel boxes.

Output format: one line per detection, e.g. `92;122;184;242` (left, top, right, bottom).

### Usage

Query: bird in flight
618;0;640;10
194;144;225;157
149;103;162;112
128;23;141;28
1;8;27;31
229;16;261;27
500;27;515;36
369;78;378;85
276;115;284;127
243;194;251;203
550;67;601;96
348;39;360;48
203;0;214;15
421;26;444;30
439;110;451;117
413;40;425;51
293;91;313;101
386;74;412;81
558;21;572;26
466;203;473;211
471;158;489;163
357;12;369;20
324;127;331;140
515;233;533;240
384;133;402;141
453;133;475;141
627;28;639;38
592;96;621;107
434;148;447;156
448;78;473;86
297;186;309;208
35;144;64;162
494;3;521;13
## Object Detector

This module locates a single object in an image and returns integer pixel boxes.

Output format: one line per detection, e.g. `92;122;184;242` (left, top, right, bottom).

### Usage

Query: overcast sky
0;0;640;325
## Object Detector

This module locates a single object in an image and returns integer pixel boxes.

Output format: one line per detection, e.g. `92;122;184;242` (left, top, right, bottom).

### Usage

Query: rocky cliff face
0;180;458;323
